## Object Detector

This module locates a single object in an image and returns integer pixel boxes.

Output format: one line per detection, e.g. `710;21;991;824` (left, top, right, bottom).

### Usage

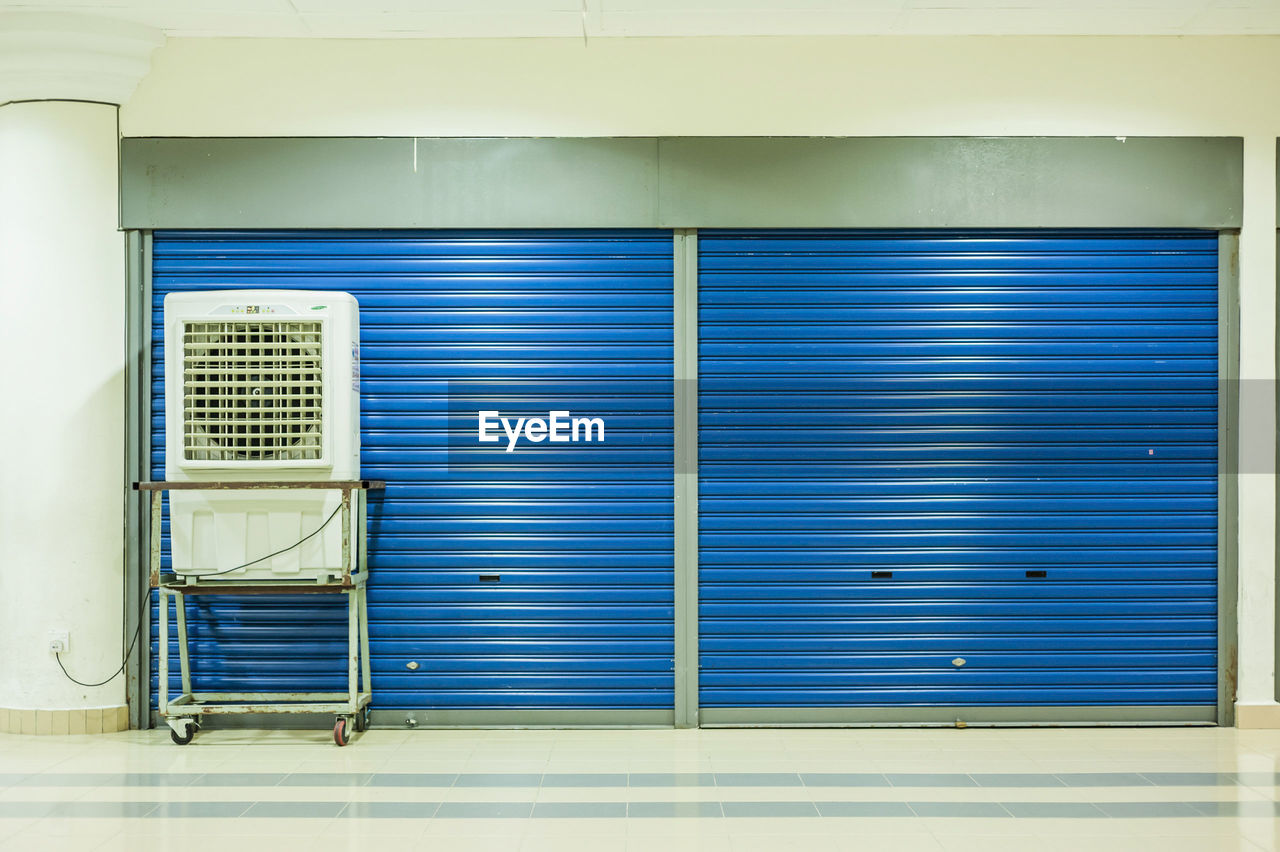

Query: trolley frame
134;479;385;745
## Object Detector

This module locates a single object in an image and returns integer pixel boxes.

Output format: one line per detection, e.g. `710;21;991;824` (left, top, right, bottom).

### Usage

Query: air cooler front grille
182;320;324;462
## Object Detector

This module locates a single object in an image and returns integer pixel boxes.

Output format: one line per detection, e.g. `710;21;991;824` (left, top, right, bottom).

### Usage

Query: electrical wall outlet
48;630;69;654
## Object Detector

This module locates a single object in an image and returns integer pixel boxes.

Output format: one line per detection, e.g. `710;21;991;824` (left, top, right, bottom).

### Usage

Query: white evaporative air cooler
164;290;360;582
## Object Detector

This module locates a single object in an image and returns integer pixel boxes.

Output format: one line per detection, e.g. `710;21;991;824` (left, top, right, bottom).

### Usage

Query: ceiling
2;0;1279;38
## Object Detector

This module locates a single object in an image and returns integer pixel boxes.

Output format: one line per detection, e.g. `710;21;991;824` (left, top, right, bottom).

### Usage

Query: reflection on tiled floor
2;726;1280;850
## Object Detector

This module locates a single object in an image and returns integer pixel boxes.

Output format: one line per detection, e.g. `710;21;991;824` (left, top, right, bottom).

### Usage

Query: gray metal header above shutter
120;136;1242;230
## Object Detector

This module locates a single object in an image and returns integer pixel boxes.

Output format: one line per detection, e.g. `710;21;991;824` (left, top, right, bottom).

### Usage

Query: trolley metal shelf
134;479;385;746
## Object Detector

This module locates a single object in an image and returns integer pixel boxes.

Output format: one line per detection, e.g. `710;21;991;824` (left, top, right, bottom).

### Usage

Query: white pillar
0;13;160;734
1235;134;1280;726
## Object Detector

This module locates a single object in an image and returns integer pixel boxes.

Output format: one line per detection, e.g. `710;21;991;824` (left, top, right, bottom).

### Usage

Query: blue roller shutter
697;230;1218;715
151;230;674;713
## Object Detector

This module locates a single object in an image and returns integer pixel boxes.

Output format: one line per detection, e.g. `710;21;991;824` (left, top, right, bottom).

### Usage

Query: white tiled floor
2;726;1280;850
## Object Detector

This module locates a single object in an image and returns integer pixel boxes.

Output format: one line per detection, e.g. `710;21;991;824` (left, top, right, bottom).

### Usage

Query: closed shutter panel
152;230;674;715
697;230;1218;721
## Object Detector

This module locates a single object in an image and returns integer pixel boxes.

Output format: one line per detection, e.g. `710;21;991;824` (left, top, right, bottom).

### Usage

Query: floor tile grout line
8;798;1280;819
9;769;1274;789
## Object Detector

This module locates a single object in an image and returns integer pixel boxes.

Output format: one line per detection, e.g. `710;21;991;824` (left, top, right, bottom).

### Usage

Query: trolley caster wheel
170;721;197;746
333;716;352;747
354;707;370;733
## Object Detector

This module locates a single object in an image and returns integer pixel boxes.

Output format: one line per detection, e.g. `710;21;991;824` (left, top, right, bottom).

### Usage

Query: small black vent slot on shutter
479;574;501;583
1025;570;1047;579
871;571;893;579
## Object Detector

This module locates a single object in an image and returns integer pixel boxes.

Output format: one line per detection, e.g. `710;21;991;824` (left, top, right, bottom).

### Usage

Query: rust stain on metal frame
149;490;162;587
1225;643;1239;704
133;480;386;491
169;584;356;595
340;487;352;585
162;692;372;718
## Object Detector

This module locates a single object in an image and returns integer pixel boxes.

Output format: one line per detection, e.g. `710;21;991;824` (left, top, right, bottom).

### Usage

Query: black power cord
55;503;345;688
56;596;148;687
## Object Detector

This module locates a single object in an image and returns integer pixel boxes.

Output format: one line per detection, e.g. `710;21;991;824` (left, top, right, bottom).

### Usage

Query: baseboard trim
0;705;129;735
1235;703;1280;728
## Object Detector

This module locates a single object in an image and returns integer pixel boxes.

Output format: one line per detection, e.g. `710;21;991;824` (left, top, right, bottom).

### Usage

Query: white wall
0;102;126;710
122;34;1278;711
122;36;1280;138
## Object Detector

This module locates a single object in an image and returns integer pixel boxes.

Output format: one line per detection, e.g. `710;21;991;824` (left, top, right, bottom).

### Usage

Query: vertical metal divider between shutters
1219;231;1240;727
673;229;700;728
124;230;152;730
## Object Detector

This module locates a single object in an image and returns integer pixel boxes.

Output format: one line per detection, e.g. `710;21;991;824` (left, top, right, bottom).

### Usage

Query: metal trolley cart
135;479;385;746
